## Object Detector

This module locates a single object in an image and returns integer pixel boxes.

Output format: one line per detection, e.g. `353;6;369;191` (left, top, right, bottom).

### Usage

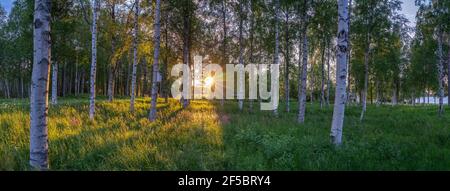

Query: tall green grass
0;98;449;170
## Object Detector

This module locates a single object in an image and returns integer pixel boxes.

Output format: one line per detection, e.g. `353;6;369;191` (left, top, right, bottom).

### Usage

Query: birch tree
30;0;51;170
237;1;245;111
297;0;312;123
149;0;161;121
130;0;139;112
89;0;99;120
330;0;349;146
436;26;444;116
273;0;280;116
282;1;292;113
221;0;227;107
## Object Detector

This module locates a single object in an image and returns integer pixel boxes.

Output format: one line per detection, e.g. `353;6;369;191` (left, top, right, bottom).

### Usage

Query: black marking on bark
35;19;43;29
38;58;49;65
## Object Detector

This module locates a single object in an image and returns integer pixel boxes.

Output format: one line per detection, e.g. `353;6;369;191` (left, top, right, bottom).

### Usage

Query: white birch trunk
297;14;309;123
320;41;326;109
221;0;227;107
148;0;161;121
330;0;349;146
89;0;99;120
437;28;444;116
238;4;244;111
181;4;190;108
359;46;369;121
30;0;51;170
273;0;280;116
51;62;58;105
130;0;139;112
346;0;353;104
284;10;290;113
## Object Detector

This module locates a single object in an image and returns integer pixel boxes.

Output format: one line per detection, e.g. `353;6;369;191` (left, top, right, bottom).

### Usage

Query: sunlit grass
1;97;450;170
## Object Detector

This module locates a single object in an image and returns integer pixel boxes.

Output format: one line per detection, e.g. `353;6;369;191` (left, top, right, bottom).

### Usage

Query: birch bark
330;0;349;146
30;0;51;170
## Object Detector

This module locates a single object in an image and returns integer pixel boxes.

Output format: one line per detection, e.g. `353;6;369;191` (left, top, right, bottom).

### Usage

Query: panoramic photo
0;0;450;175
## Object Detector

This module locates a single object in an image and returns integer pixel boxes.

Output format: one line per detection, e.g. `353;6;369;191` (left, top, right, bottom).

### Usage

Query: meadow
1;97;450;170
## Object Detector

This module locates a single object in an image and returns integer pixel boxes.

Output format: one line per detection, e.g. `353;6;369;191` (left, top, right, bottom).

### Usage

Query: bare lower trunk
30;0;51;170
4;79;10;99
107;67;115;102
284;10;290;113
326;44;331;106
360;47;369;121
182;3;190;108
437;29;444;116
346;0;353;104
249;1;255;112
330;0;349;146
221;0;227;107
238;5;244;111
392;83;398;106
448;38;450;107
130;0;139;112
89;0;99;120
272;0;280;116
297;25;308;123
75;60;79;95
148;0;161;121
51;62;58;105
375;79;380;106
320;41;326;109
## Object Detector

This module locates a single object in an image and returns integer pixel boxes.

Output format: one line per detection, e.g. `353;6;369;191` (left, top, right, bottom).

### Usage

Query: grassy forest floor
1;97;450;170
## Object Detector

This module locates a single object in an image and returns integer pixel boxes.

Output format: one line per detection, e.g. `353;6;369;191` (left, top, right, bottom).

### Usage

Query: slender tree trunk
125;61;130;96
3;79;10;99
247;0;255;112
75;57;79;95
51;62;58;105
326;44;331;106
346;0;353;104
62;62;66;97
181;3;191;108
221;0;227;107
284;10;290;113
238;5;244;111
360;43;369;121
392;82;398;106
107;63;115;101
272;0;280;116
20;76;24;98
80;69;85;94
320;40;326;109
108;3;117;102
162;10;169;103
448;37;450;107
143;59;148;97
310;69;314;103
130;0;140;112
375;79;380;106
297;2;309;123
6;79;10;99
149;0;161;121
30;0;51;170
330;0;349;146
437;28;444;116
89;0;99;120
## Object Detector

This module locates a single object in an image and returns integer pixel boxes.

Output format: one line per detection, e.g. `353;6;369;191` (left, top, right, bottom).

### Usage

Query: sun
204;77;215;87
